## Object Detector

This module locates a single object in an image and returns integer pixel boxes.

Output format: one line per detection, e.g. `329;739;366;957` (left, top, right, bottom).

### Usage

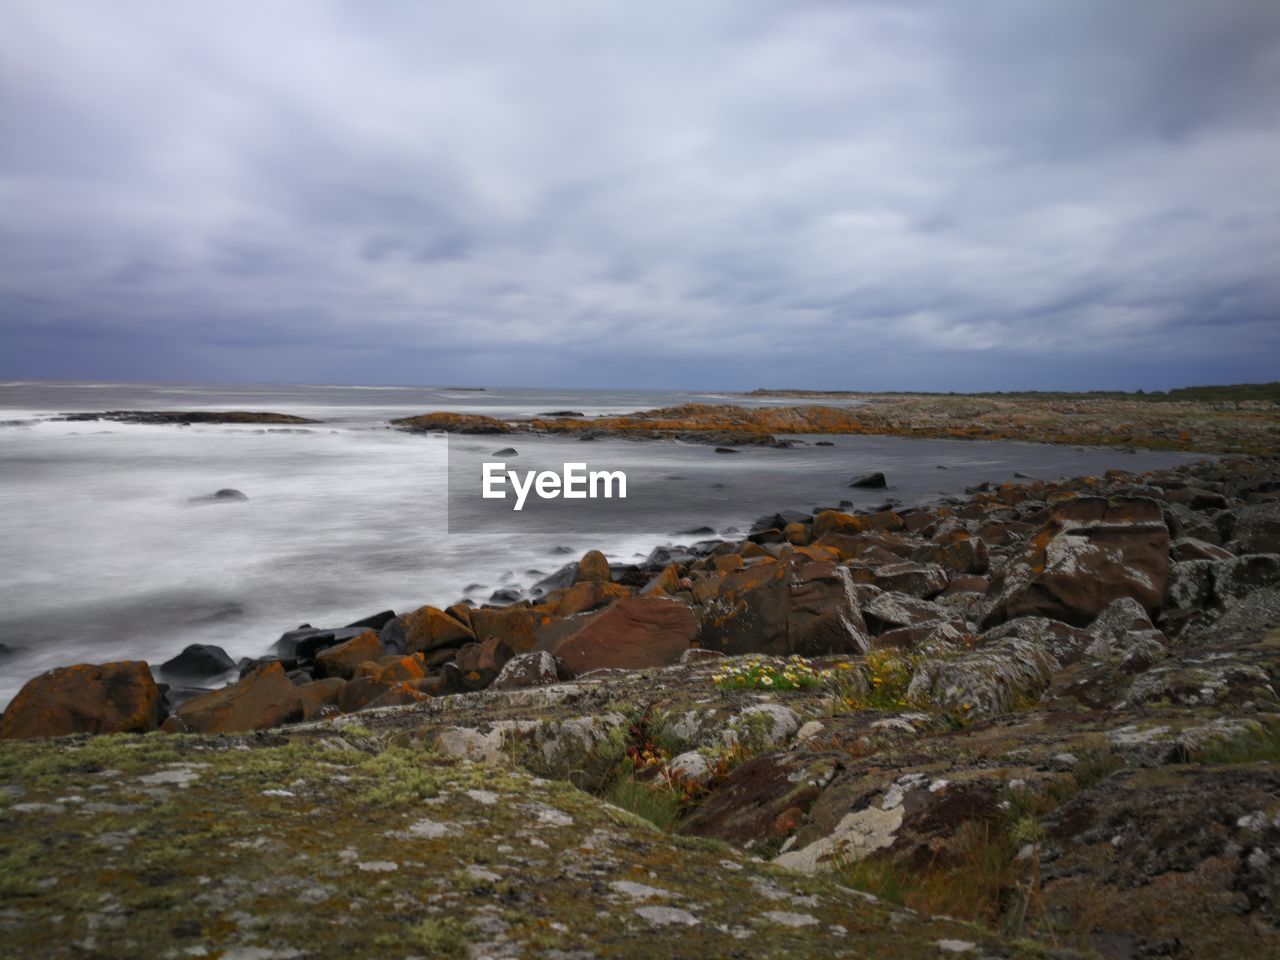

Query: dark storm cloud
1;0;1278;389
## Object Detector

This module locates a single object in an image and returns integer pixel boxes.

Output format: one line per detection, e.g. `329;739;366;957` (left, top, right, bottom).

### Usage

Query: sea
0;380;1205;706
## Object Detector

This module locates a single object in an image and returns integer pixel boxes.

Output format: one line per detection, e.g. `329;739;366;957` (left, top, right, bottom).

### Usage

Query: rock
782;522;810;546
0;661;161;739
1230;501;1280;554
488;587;524;604
274;626;366;660
849;472;888;489
493;447;519;456
314;630;384;679
859;562;949;599
787;561;870;655
553;580;631;617
454;637;516;689
545;597;698;673
390;411;508;433
345;609;397;631
912;532;990;575
714;447;739;454
469;605;543;653
175;662;303;734
383;605;474;657
576;550;612;583
681;752;844;848
1171;537;1235;562
365;681;431;709
187;488;248;503
159;644;235;680
906;636;1058;716
297;677;345;721
491;651;573;690
982;497;1171;628
863;592;949;633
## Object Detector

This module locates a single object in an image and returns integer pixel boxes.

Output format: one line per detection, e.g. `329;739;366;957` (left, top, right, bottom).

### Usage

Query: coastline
2;447;1278;955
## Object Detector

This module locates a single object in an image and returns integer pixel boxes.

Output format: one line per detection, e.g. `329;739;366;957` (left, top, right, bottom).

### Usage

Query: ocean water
0;380;1203;706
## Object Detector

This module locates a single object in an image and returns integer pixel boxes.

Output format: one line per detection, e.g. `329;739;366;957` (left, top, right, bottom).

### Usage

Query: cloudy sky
2;1;1277;391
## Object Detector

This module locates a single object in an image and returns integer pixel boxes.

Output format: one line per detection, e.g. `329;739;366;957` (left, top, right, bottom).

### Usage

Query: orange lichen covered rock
575;549;612;583
390;411;507;433
175;662;303;734
315;630;383;679
552;580;631;617
387;605;474;656
0;661;161;739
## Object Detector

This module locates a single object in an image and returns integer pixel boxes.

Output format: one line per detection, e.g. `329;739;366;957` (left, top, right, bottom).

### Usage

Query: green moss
375;917;471;956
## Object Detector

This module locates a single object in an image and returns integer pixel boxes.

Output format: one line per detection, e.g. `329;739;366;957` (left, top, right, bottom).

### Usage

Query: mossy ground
1;730;1034;959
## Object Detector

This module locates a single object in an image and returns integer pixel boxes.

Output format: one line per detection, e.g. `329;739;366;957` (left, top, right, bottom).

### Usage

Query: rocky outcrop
390;411;508;433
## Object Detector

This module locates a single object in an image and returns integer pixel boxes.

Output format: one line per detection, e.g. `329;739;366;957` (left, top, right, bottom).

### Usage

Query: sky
1;1;1278;392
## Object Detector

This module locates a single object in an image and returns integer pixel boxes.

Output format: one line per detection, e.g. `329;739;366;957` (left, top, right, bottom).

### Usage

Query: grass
838;819;1021;924
837;746;1127;931
376;917;471;957
604;761;684;831
1187;721;1280;765
834;649;921;712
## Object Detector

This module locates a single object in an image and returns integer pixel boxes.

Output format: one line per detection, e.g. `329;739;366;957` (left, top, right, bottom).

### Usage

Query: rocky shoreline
2;450;1279;956
38;388;1280;454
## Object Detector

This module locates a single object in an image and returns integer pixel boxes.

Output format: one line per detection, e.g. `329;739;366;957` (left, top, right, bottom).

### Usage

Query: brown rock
315;630;383;679
375;654;428;683
782;522;811;546
788;561;870;655
297;677;345;721
469;605;543;653
576;549;612;583
0;661;161;739
554;580;631;617
391;605;474;656
365;681;431;709
642;564;682;596
982;497;1171;628
454;637;515;689
912;531;990;575
546;597;699;673
176;662;303;734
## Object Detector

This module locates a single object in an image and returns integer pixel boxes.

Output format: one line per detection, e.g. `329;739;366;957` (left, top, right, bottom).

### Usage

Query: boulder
855;562;948;599
275;626;365;660
786;561;870;655
314;630;384;679
912;532;990;575
159;644;235;681
491;651;573;690
175;662;303;734
454;637;515;689
849;472;888;489
576;550;612;583
469;605;543;653
383;605;474;656
982;497;1171;628
297;677;345;721
1229;501;1280;554
0;661;161;739
545;597;698;673
553;580;631;617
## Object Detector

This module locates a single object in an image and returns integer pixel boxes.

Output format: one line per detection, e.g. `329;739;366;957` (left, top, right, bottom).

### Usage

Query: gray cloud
1;0;1278;390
